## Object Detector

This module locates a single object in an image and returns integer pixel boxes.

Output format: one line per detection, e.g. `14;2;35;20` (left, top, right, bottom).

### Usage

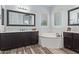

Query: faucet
20;29;23;32
56;33;60;37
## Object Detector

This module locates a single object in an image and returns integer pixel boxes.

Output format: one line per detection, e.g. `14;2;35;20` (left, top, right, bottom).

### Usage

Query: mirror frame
7;10;36;26
68;7;79;26
2;8;4;25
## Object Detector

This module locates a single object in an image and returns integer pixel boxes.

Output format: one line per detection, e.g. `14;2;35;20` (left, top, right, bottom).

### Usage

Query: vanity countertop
0;30;38;33
64;31;79;33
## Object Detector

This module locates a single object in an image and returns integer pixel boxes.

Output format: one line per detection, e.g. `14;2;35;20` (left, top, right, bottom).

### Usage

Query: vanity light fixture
17;6;29;10
18;7;29;10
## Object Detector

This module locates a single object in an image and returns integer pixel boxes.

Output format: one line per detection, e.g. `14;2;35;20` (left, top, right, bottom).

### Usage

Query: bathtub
39;33;63;48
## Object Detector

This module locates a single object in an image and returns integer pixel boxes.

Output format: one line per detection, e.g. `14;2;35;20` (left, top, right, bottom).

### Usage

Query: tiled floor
0;45;77;54
49;48;77;54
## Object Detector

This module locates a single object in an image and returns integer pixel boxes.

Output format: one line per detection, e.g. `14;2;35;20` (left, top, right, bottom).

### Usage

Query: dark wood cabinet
64;37;73;49
0;31;38;50
73;33;79;52
31;32;38;44
63;32;79;53
63;32;73;49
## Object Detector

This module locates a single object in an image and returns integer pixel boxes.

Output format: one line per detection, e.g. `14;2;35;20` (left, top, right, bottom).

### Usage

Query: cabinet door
1;33;16;50
11;33;25;48
0;34;1;49
63;32;73;49
22;32;31;45
73;38;79;52
73;33;79;52
31;32;38;44
64;37;73;49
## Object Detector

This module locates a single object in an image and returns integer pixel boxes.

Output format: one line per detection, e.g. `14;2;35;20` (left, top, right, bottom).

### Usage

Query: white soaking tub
39;33;63;48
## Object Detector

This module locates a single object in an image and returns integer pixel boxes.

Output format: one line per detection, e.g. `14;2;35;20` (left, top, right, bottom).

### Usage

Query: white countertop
64;31;79;33
0;30;38;33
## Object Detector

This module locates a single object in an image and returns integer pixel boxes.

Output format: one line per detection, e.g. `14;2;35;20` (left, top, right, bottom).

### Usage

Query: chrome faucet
20;29;23;32
56;33;60;37
20;28;26;32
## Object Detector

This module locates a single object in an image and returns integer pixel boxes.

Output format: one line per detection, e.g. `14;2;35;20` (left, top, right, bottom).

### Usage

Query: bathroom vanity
0;9;38;51
0;31;38;50
63;32;79;53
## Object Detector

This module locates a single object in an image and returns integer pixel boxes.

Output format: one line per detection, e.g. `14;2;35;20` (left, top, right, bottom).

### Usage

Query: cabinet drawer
73;33;79;38
63;32;72;37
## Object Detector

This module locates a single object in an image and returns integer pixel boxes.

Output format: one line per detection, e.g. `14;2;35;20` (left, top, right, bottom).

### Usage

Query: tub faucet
56;33;60;37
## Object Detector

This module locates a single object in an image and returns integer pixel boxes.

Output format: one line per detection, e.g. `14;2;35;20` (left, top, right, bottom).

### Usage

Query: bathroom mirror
7;10;35;26
68;7;79;26
54;12;62;26
2;8;4;25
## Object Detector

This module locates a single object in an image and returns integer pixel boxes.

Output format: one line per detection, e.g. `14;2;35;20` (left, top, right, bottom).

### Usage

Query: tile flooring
0;45;77;54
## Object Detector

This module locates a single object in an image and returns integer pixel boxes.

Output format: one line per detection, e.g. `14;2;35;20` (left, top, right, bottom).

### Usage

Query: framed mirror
7;10;35;26
2;8;4;25
68;7;79;26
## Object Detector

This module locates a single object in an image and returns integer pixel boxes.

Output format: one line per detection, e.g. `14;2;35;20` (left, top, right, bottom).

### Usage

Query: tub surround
39;33;62;38
39;33;56;38
0;31;38;50
39;33;63;48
